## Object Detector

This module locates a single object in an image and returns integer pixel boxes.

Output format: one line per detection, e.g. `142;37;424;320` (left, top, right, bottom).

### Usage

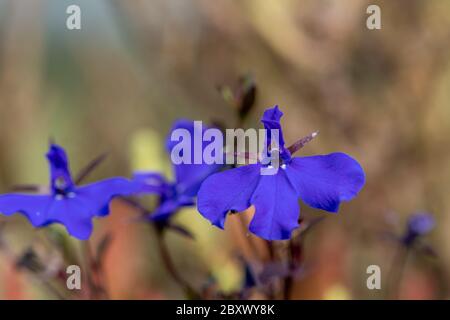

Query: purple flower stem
283;218;323;299
121;198;199;298
387;245;410;299
265;241;277;300
283;240;296;300
82;239;96;299
82;239;109;299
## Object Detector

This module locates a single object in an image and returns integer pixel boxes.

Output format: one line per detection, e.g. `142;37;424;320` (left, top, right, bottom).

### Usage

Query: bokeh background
0;0;449;299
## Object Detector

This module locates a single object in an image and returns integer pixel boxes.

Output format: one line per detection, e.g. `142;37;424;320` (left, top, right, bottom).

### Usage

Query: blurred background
0;0;449;299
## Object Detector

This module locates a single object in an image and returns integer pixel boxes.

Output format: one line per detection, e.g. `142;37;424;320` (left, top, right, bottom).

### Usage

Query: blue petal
46;144;75;192
76;177;138;217
150;197;190;222
286;153;365;213
176;162;222;198
132;172;168;195
261;106;285;149
0;194;53;227
45;197;95;240
150;201;179;221
249;171;300;240
132;171;197;221
0;194;94;240
166;120;223;197
261;106;283;128
407;213;435;236
197;164;261;228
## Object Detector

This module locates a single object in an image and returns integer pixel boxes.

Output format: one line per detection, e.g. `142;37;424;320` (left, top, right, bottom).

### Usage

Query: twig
265;240;276;300
387;246;410;299
283;240;295;300
75;153;108;185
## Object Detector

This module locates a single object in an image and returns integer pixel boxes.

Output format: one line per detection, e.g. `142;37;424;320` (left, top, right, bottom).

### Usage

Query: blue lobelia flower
131;171;194;223
197;106;366;240
0;144;137;240
402;212;435;246
132;120;224;223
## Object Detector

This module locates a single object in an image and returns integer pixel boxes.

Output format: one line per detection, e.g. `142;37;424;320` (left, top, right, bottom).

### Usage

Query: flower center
53;175;75;197
263;147;291;169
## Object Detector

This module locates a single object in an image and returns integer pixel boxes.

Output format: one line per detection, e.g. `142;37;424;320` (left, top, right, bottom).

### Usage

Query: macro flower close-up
132;119;224;223
0;144;136;240
197;106;365;240
0;0;449;308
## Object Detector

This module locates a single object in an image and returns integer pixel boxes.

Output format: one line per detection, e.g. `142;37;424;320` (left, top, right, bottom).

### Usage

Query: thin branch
154;228;200;299
80;239;110;299
75;153;108;185
387;246;410;299
10;184;40;193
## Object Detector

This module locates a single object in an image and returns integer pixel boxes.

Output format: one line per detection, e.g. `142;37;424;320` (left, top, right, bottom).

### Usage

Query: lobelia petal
0;144;138;240
150;199;184;222
261;106;285;149
407;213;435;236
0;194;95;239
150;193;196;222
175;162;223;198
46;196;95;240
132;172;168;195
197;164;261;228
285;152;365;213
176;194;196;207
0;194;54;227
249;170;300;240
166;119;223;198
261;106;292;162
75;177;138;217
47;144;75;192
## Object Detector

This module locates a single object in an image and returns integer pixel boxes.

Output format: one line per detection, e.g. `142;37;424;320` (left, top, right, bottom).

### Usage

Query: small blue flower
133;120;224;222
132;171;195;222
197;106;366;240
403;212;435;245
0;144;137;240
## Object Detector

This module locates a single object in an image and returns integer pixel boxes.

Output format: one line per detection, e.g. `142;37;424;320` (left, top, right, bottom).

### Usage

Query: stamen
287;131;319;155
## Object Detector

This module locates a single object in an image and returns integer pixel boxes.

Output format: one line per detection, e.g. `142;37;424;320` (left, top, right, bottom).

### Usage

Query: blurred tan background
0;0;449;299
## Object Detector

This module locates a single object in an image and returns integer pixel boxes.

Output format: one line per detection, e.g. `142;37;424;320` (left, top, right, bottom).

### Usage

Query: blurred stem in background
82;239;110;299
387;245;410;299
154;227;200;299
